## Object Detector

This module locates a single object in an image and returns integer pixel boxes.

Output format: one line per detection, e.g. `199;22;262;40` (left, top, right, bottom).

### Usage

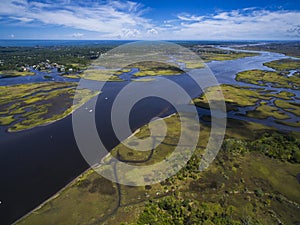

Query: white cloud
177;14;204;22
0;0;155;39
117;28;141;39
147;28;158;35
9;16;33;22
72;33;84;37
0;2;299;40
170;9;300;40
10;34;15;38
108;0;142;13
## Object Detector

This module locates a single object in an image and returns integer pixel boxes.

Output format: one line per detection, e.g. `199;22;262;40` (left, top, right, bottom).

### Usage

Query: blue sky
0;0;300;40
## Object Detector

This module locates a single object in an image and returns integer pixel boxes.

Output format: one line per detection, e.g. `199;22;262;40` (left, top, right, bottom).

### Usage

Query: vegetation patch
16;171;118;225
248;132;300;163
184;61;204;69
132;197;241;225
236;69;300;89
194;85;299;125
83;69;123;81
264;58;300;71
246;102;290;120
0;115;15;126
264;90;295;100
274;99;300;117
276;120;300;128
223;133;300;163
130;61;184;77
176;59;204;69
191;46;259;62
202;52;258;62
17;110;300;225
0;70;35;78
0;45;111;72
193;84;272;111
62;69;124;81
0;82;99;132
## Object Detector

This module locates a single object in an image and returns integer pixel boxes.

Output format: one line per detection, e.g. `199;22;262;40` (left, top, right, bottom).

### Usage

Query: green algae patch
0;82;99;132
236;69;300;89
264;59;300;71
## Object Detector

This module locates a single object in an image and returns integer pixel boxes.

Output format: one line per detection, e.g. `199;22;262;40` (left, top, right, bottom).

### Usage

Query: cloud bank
0;0;300;40
170;9;300;40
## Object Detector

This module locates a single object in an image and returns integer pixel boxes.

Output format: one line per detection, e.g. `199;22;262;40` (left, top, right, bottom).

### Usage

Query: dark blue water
0;80;183;225
0;70;204;225
0;68;79;86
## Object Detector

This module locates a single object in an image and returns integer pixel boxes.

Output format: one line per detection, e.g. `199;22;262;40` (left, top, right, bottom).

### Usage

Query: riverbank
15;112;300;224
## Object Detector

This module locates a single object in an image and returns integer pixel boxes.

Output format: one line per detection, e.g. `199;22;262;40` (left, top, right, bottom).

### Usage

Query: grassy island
193;85;272;111
264;58;300;71
193;84;298;123
130;61;184;77
0;70;35;78
236;69;300;89
202;52;258;62
63;69;124;81
0;82;99;132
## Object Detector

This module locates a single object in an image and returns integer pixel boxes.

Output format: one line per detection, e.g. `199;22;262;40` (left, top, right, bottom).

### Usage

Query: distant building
58;66;65;72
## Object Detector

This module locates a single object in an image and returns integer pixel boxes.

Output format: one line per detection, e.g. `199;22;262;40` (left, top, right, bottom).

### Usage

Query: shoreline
13;111;178;224
13;166;92;225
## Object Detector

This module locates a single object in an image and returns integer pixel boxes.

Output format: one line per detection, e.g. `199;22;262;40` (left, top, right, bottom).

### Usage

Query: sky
0;0;300;40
